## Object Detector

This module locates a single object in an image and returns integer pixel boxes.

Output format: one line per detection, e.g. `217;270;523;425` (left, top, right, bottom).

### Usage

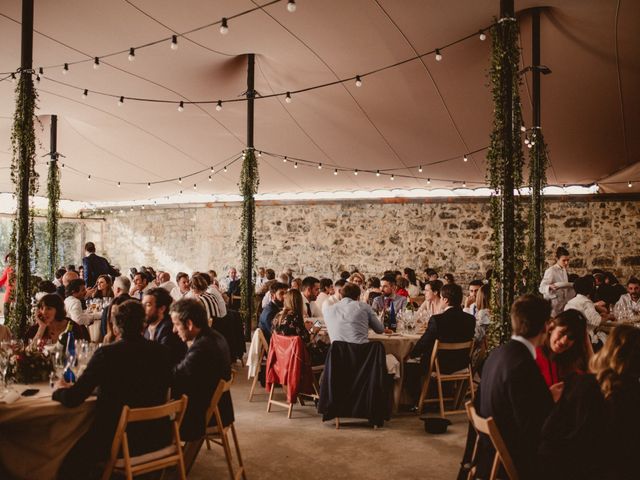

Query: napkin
0;389;21;404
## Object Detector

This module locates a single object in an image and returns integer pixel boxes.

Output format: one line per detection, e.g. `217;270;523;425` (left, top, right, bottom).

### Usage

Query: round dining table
0;383;96;480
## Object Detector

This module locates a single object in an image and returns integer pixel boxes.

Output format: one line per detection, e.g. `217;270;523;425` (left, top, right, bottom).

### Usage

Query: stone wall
79;196;640;285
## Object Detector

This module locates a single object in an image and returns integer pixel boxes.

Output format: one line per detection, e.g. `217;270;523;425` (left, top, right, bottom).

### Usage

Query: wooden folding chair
101;395;188;480
204;378;247;480
417;340;475;417
465;401;519;480
248;329;270;402
266;381;319;419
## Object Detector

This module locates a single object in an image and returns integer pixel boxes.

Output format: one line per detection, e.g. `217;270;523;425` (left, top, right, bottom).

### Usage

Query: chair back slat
206;378;233;424
437;340;474;351
127;396;188;423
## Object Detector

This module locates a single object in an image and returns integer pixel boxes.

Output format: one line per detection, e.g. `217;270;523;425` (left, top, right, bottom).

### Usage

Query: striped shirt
198;292;221;322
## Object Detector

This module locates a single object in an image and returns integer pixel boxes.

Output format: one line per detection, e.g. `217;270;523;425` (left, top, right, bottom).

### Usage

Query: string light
354;169;358;176
171;35;178;50
63;63;69;75
118;96;124;106
294;162;298;168
285;92;292;103
435;49;443;61
418;165;423;173
128;48;135;62
390;174;395;181
178;177;182;184
208;175;212;181
628;181;633;188
220;18;229;35
427;178;431;184
36;75;40;82
210;166;214;173
38;67;43;76
10;73;16;83
193;184;197;190
147;182;151;189
179;190;183;195
117;181;121;187
82;89;88;99
463;155;468;162
178;101;184;112
520;125;526;132
257;151;262;157
216;100;223;111
376;170;380;177
223;166;228;172
87;174;91;181
283;157;288;163
93;57;100;69
355;75;362;87
463;180;467;187
334;169;338;175
317;163;322;169
479;30;487;41
287;0;297;13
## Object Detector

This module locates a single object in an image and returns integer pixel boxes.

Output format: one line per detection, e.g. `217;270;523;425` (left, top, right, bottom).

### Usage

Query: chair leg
230;424;247;480
489;453;501;480
417;375;430;414
100;459;116;480
267;384;275;412
176;446;188;480
287;401;294;419
206;438;212;450
220;430;236;480
436;376;445;418
248;369;260;401
335;417;340;429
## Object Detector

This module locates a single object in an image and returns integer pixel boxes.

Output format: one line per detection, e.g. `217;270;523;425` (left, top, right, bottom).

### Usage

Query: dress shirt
131;284;153;301
170;287;190;302
511;335;536;359
158;281;177;293
564;294;606;344
539;264;573;317
615;293;640;314
463;303;478;316
303;295;323;318
324;294;341;308
206;286;227;318
323;297;384;344
64;295;101;326
316;292;331;311
261;292;272;309
371;293;407;314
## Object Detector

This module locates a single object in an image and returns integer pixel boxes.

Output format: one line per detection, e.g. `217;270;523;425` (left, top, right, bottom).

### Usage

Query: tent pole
244;53;255;338
531;8;544;279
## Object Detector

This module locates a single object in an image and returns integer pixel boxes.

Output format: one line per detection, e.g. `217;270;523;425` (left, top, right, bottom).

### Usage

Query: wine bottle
63;329;76;383
389;301;397;332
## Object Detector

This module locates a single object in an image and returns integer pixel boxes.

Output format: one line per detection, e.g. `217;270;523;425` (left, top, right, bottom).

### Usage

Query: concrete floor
189;364;467;480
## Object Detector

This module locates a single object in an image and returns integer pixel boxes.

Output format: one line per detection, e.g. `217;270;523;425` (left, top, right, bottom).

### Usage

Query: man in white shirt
64;278;102;326
130;272;153;300
615;276;640;314
156;271;177;293
316;278;334;311
539;246;574;317
323;283;385;344
463;279;483;315
170;272;191;302
301;276;323;318
324;279;346;308
564;275;613;347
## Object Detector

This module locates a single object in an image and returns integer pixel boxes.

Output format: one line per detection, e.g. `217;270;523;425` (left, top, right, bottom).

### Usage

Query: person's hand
304;320;314;331
549;284;558;292
549;382;564;403
383;328;394;334
85;287;97;298
54;379;72;390
464;295;474;308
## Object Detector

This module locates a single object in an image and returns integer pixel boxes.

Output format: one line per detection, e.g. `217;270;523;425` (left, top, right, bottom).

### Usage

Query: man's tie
306;302;312;318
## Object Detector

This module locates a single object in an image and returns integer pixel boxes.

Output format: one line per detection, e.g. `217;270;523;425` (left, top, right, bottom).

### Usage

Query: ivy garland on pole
525;129;548;293
486;17;526;348
238;149;259;331
7;72;39;337
46;154;61;280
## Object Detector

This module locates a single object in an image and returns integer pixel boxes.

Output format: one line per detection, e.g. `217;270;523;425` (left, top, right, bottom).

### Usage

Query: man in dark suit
53;300;172;479
82;241;119;288
410;283;476;373
143;287;187;366
170;298;234;438
475;294;561;480
258;281;288;344
225;267;241;308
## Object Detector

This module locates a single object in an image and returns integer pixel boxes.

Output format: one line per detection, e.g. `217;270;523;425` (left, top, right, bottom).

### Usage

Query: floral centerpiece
4;341;53;384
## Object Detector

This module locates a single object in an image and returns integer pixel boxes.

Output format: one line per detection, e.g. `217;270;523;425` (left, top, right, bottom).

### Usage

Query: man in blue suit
82;242;119;288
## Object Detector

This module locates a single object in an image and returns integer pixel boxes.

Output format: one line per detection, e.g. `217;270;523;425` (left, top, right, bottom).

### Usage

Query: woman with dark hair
416;279;443;321
403;268;421;298
536;309;591;387
363;276;382;304
87;274;114;299
25;293;90;343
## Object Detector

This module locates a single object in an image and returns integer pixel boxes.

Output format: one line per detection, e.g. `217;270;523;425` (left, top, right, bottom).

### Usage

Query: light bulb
130;207;134;212
628;181;633;188
93;57;100;69
390;174;395;180
178;101;184;112
520;125;526;132
171;35;178;50
427;178;431;184
147;183;151;189
435;49;442;61
178;177;182;184
527;143;532;149
224;166;228;172
524;138;530;145
257;151;262;157
117;181;121;187
287;0;297;13
464;155;468;162
63;63;69;75
334;169;338;175
463;180;467;187
418;165;423;173
317;163;322;169
376;170;380;177
128;48;135;62
87;175;91;181
294;162;298;168
210;166;214;173
141;205;145;210
36;75;41;82
180;190;183;195
479;31;487;41
209;175;212;181
220;18;229;35
82;89;88;99
38;67;44;76
285;92;292;103
118;96;124;106
193;184;197;190
216;100;222;111
354;169;358;176
355;75;362;87
283;157;288;163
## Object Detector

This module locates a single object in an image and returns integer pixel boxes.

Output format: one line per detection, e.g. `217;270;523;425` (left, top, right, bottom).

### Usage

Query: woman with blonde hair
348;272;365;287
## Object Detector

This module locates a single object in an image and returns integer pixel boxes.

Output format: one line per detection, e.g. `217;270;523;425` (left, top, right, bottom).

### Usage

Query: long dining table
0;383;96;480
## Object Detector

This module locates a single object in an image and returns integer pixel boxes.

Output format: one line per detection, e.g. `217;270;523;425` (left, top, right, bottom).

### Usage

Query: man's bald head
62;271;79;286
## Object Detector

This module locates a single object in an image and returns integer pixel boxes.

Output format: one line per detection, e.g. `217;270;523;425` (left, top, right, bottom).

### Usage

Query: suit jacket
475;340;553;480
258;301;281;345
172;328;234;441
52;336;172;456
226;278;241;299
144;315;187;366
82;253;118;288
410;306;475;373
100;293;131;337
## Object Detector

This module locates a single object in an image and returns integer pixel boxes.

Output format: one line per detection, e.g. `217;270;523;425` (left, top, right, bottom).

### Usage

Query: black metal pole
245;53;255;336
48;115;59;278
500;0;515;343
531;8;544;279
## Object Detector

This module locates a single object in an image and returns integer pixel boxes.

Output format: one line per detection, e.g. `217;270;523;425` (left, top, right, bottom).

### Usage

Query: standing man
225;268;241;308
301;276;322;318
372;274;408;313
143;288;187;366
82;242;119;289
539;246;573;317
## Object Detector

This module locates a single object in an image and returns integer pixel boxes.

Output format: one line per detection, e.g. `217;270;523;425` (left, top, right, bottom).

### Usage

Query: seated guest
473;283;491;342
363;276;382;304
156;271;177;293
424;268;438;282
564;275;613;349
273;289;326;365
372;274;407;313
57;270;79;298
201;272;227;318
316;278;334;310
396;277;410;298
410;283;475;372
25;293;90;343
53;300;172;479
324;279;346;308
190;273;223;323
536;309;591;387
225;267;241;306
143;288;187;366
64;278;102;327
416;279;444;321
53;267;66;288
170;299;233;446
615;276;640;314
103;294;136;344
101;275;131;339
463;279;484;315
291;277;303;290
170;272;191;302
403;268;421;298
444;273;456;285
258;281;288;345
598;272;628;306
129;271;152;300
300;276;322;318
35;280;57;302
86;274;114;299
348;272;365;288
323;283;385;344
339;270;351;281
475;295;559;480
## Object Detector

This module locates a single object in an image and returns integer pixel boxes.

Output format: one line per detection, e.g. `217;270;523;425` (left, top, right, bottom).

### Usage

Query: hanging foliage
46;156;61;280
525;129;549;293
238;149;259;327
7;71;39;337
486;17;526;348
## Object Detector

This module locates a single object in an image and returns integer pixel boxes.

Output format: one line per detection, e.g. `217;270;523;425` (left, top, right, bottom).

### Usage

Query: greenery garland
46;155;61;279
486;18;526;348
7;72;39;337
238;149;259;328
525;129;548;293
